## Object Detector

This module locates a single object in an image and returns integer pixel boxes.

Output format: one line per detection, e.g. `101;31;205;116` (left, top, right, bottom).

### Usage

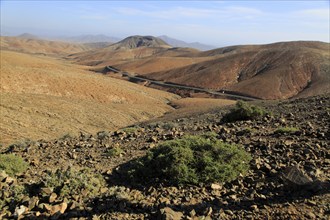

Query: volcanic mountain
70;35;190;66
109;35;171;50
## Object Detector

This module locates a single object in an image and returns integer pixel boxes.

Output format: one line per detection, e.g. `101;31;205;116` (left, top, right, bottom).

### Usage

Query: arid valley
0;32;329;220
0;1;329;219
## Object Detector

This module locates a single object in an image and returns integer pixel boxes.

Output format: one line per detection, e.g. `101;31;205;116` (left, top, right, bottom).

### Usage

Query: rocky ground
1;94;329;219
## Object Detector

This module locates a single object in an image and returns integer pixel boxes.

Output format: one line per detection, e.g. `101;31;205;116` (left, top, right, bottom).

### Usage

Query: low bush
120;126;139;134
222;101;268;122
105;146;124;157
126;135;251;186
44;167;106;198
0;180;27;211
0;154;28;176
274;127;299;134
97;130;110;140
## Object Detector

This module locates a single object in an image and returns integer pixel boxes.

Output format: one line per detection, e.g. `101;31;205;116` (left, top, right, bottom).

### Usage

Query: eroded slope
0;51;178;145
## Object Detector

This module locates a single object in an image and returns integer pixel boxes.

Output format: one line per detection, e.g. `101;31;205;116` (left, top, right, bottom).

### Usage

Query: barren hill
110;35;171;50
144;41;330;99
0;50;178;145
0;36;91;56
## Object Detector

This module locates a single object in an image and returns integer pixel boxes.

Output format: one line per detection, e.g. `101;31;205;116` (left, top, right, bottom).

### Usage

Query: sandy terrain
0;50;179;145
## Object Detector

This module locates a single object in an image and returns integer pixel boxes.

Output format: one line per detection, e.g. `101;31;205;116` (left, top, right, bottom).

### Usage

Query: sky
1;0;329;46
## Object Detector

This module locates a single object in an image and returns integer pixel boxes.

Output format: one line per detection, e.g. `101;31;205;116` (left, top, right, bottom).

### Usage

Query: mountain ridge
158;35;216;51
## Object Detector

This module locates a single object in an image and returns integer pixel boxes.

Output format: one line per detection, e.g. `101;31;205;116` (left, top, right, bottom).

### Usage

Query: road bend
105;66;260;101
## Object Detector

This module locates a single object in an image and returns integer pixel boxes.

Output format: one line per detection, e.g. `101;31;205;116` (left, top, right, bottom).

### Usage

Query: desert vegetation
0;154;28;176
274;126;300;134
222;100;268;122
126;134;251;185
43;168;106;199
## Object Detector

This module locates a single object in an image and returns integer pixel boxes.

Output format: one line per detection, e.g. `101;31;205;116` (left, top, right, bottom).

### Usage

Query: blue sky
1;0;329;46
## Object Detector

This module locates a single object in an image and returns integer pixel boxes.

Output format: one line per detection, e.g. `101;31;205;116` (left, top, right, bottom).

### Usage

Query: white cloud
114;6;264;20
295;8;329;20
115;7;217;19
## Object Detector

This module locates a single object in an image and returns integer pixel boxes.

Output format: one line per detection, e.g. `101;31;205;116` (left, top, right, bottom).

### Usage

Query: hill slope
0;50;178;145
144;41;330;99
0;36;91;56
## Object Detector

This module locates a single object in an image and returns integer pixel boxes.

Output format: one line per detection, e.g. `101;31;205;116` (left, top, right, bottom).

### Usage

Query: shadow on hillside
85;180;330;219
78;159;330;218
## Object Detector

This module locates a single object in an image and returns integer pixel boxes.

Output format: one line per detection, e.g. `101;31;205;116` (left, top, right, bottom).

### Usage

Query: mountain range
158;35;216;51
3;33;216;51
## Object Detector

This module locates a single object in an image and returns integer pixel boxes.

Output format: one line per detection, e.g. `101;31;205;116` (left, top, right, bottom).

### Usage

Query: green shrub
160;122;178;130
222;101;267;122
59;133;74;140
44;167;106;198
97;130;110;140
105;146;124;157
126;135;251;185
0;154;28;176
119;126;139;135
0;181;27;211
6;139;35;152
274;127;299;134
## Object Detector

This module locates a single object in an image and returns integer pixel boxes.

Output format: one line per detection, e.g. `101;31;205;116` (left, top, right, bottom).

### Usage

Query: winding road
105;66;260;101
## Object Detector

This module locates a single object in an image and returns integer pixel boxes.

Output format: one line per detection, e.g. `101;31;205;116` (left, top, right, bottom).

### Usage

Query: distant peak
112;35;171;49
17;33;39;39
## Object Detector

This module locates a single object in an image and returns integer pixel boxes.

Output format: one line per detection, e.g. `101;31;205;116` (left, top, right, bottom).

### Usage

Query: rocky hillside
1;94;329;219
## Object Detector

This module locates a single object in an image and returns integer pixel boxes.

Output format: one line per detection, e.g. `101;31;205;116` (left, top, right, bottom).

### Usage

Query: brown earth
144;41;330;99
114;56;212;75
71;46;170;66
0;50;179;146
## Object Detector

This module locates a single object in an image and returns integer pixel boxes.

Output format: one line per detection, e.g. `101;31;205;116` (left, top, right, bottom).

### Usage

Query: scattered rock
159;207;184;220
14;205;27;218
44;202;68;215
210;183;222;190
49;192;57;203
281;165;314;187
